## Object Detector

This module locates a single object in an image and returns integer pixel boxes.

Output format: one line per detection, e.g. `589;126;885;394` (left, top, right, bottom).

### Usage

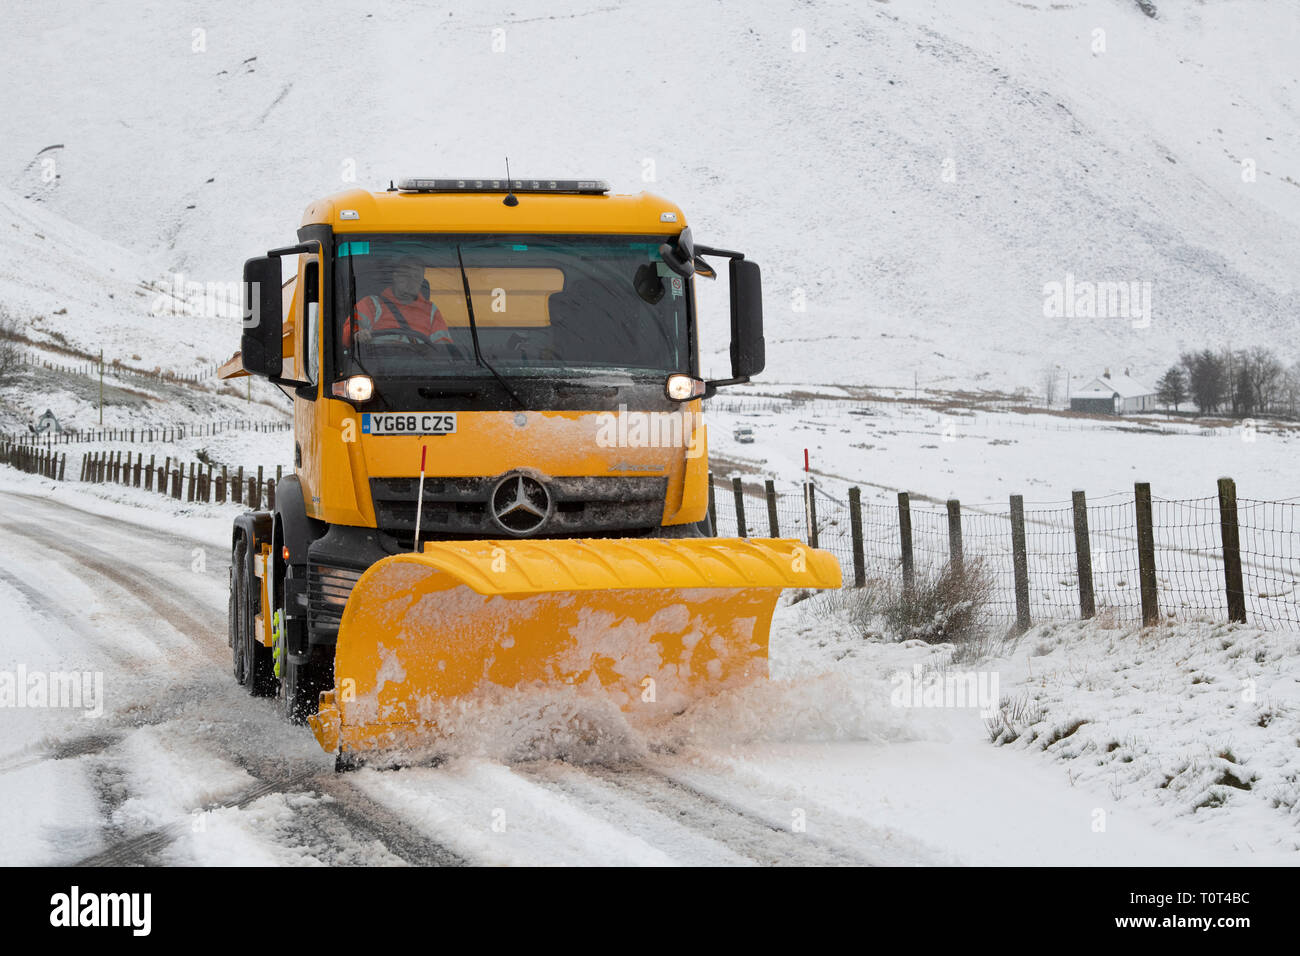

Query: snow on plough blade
308;537;841;759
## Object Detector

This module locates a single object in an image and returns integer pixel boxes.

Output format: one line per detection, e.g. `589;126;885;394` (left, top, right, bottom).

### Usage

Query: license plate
362;413;458;436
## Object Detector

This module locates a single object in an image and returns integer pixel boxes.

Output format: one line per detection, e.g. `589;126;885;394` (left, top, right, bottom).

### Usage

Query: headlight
331;375;374;402
665;373;705;402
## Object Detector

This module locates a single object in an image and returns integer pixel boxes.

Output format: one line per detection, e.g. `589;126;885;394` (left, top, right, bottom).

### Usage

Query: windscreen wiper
456;245;525;408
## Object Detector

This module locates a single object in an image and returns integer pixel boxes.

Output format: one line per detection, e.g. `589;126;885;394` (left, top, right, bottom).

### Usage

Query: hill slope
1;0;1296;392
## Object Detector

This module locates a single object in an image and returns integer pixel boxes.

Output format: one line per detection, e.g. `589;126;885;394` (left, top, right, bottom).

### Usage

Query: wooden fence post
1072;490;1095;620
765;479;779;537
732;477;747;538
1010;494;1031;634
1217;477;1247;624
849;487;865;588
946;499;963;574
1134;482;1159;626
898;491;914;599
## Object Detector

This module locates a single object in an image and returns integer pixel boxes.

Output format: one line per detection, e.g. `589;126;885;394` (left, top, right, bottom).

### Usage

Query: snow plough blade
308;537;841;759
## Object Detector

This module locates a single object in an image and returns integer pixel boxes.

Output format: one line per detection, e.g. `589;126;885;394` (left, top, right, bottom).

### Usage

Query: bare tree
1285;362;1300;419
1219;348;1250;417
1041;365;1061;406
0;306;20;383
1243;346;1285;415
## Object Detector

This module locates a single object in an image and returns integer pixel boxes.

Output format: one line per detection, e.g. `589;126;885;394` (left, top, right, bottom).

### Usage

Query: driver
344;255;454;348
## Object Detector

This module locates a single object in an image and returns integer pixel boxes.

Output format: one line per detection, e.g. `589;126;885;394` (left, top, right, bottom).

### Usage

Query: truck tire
233;533;276;697
230;538;247;685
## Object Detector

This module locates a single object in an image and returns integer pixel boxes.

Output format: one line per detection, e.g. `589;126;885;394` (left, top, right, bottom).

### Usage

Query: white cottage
1069;369;1156;415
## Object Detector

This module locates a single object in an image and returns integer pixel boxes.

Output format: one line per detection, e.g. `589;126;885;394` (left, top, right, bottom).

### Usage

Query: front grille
308;565;363;636
369;475;668;537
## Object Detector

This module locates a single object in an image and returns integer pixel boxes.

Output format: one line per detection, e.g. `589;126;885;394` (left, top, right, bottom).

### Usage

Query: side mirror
242;256;283;378
658;226;696;279
729;258;765;379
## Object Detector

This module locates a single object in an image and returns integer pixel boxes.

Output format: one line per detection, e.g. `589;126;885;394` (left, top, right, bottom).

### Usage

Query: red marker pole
413;445;428;553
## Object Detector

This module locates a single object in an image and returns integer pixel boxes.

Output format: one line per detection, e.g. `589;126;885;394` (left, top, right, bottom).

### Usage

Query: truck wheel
235;535;277;697
231;541;244;686
230;538;248;685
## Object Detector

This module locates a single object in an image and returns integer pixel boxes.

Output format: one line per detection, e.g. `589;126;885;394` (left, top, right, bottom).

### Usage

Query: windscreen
333;235;691;381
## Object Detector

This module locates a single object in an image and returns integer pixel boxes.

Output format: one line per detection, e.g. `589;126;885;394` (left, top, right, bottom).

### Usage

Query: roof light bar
396;178;610;195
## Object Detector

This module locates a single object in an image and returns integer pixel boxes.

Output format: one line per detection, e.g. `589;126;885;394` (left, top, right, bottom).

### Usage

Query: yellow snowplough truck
222;178;841;768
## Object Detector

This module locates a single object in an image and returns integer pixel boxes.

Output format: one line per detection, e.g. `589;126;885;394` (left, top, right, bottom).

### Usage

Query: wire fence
1238;499;1300;627
15;348;221;384
0;419;291;447
4;434;1296;632
712;474;1300;632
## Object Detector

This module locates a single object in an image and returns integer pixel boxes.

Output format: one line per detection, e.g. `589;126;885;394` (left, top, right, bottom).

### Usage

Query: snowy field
707;391;1300;505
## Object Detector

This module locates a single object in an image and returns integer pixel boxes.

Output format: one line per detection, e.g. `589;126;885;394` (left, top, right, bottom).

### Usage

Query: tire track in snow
0;515;220;655
71;756;465;866
0;492;462;865
528;762;870;866
0;565;141;670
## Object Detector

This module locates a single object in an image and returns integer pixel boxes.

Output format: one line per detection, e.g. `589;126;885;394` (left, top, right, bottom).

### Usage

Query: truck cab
227;178;772;726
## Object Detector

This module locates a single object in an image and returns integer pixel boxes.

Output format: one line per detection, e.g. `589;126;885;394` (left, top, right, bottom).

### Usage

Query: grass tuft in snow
834;559;998;648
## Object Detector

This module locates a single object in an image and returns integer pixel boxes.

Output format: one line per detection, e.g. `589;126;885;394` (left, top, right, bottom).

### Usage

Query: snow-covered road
1;488;912;865
1;485;1286;865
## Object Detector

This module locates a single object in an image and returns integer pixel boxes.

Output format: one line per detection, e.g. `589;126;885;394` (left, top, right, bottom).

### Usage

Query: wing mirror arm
694;246;765;396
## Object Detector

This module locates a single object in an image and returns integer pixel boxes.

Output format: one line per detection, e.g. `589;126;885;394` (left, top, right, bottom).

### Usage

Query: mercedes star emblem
489;473;552;535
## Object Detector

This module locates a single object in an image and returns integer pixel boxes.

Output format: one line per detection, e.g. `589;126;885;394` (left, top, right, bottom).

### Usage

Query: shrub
878;559;996;645
0;307;20;382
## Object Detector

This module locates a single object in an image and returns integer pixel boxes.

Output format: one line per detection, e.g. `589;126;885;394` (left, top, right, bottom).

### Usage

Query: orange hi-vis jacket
345;289;453;346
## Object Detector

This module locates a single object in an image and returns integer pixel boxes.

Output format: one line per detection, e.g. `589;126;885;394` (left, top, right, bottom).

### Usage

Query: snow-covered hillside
0;184;234;371
1;0;1297;392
